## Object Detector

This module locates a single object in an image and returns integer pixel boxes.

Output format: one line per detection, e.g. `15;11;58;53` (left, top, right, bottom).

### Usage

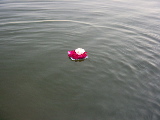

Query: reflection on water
68;57;86;62
0;0;160;120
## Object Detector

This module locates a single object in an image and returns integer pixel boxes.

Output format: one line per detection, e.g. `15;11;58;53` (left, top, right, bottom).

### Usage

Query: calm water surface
1;0;160;120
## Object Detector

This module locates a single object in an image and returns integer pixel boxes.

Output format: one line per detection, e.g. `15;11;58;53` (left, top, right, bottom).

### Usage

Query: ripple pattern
1;0;160;120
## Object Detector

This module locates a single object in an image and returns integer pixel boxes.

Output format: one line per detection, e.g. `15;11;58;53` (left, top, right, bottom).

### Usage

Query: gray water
0;0;160;120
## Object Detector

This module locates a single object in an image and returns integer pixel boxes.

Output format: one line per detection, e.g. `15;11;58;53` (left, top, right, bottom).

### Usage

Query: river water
0;0;160;120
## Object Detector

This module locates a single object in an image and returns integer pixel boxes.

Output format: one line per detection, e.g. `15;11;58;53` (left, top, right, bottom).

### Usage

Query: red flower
68;50;88;60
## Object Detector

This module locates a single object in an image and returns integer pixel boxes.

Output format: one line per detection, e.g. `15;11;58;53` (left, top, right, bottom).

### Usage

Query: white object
75;48;85;55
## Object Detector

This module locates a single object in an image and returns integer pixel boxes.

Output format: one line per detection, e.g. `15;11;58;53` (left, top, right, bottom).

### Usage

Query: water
0;0;160;120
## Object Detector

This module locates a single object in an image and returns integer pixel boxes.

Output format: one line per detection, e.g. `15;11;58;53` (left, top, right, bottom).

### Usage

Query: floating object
68;48;88;60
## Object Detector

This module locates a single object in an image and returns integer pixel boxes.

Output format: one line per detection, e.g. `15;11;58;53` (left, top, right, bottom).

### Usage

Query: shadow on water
68;57;87;62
